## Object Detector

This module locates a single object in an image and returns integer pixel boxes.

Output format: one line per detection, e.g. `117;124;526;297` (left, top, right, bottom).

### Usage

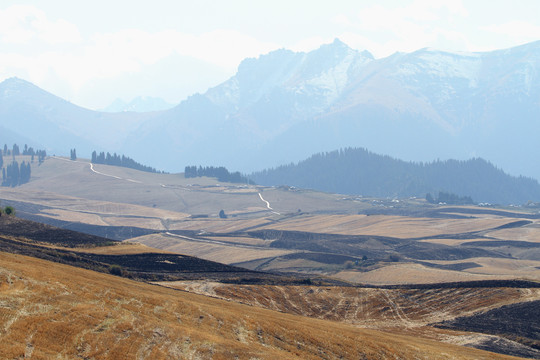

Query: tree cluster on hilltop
91;151;159;173
3;143;46;164
0;143;48;188
184;166;254;184
2;161;31;187
249;147;540;205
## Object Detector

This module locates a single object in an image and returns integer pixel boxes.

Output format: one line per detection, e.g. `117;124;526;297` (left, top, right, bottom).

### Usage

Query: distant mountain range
0;77;153;156
101;96;174;112
1;39;539;181
249;147;540;205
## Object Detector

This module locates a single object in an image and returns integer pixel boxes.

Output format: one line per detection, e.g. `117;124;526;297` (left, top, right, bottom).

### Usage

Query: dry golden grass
418;238;490;245
74;243;173;255
1;188;190;225
0;251;519;359
160;281;540;330
204;235;269;247
5;157;540;288
258;214;514;238
39;208;110;226
459;258;540;278
334;263;510;285
167;217;274;233
130;234;296;264
486;222;540;242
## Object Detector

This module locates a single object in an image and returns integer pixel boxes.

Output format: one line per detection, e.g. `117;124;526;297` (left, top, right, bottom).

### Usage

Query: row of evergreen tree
0;143;50;187
2;143;46;163
91;151;158;173
185;166;254;184
70;148;77;160
426;192;474;205
2;161;31;187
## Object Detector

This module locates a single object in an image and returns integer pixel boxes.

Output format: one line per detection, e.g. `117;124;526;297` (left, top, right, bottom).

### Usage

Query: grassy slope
4;156;540;285
163;282;540;328
0;251;520;359
14;156;358;215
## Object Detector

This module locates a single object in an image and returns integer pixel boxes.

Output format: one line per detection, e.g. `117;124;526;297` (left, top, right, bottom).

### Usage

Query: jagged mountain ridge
0;78;154;155
101;96;174;112
1;39;539;180
124;39;540;179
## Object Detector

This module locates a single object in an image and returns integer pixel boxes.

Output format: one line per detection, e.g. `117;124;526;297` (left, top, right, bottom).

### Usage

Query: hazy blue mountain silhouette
1;40;540;182
249;148;540;205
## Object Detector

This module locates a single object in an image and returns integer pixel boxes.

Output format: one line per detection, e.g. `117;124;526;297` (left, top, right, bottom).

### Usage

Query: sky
1;0;540;110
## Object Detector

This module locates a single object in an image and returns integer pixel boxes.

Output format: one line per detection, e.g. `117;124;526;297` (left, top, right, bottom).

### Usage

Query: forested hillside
1;143;47;187
250;148;540;205
91;151;159;173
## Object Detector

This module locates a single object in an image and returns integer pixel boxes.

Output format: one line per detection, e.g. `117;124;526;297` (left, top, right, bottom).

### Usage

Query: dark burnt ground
243;229;511;261
183;217;540;274
435;300;540;358
414;261;481;271
0;217;339;285
470;337;540;359
0;215;117;247
9;200;157;241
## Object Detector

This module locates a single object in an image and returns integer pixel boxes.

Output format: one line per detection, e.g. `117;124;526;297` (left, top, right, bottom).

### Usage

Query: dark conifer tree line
249;147;540;205
425;191;474;205
0;143;47;187
91;151;159;173
2;143;46;164
2;161;31;187
185;165;254;184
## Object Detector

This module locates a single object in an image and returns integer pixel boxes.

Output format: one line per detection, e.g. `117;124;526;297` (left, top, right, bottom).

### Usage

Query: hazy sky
1;0;540;109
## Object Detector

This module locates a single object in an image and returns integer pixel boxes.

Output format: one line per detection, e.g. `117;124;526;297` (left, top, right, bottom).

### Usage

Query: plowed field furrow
164;283;540;330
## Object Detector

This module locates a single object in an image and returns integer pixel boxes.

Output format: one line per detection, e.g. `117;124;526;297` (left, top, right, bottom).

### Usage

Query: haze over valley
2;2;540;359
2;38;540;180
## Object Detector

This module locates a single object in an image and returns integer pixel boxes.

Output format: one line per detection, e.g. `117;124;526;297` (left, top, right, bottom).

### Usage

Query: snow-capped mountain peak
206;39;374;117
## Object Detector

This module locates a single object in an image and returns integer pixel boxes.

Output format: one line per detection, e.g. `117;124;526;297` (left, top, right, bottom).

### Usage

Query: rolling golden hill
0;251;522;359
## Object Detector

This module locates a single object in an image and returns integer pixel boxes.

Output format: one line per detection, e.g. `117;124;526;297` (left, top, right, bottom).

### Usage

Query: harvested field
334;263;507;285
259;214;515;238
75;243;173;255
161;282;540;328
130;233;296;265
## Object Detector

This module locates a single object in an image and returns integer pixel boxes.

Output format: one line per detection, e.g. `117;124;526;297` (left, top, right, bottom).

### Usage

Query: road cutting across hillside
259;192;280;215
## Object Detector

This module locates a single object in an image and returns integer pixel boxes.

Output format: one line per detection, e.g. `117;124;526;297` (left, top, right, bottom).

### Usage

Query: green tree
218;209;227;219
4;206;15;216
